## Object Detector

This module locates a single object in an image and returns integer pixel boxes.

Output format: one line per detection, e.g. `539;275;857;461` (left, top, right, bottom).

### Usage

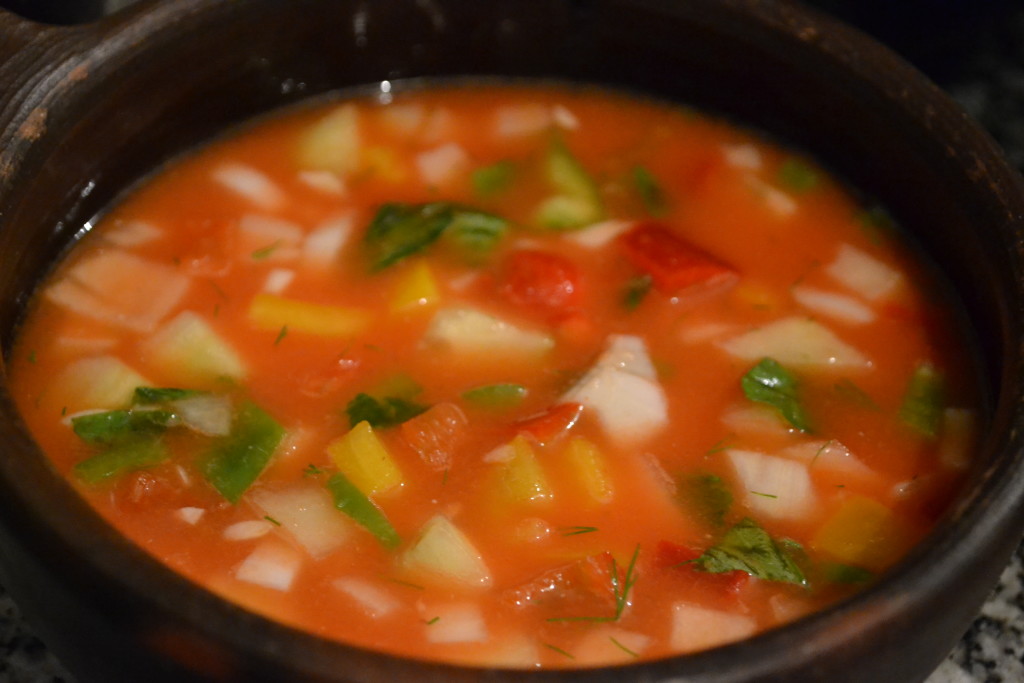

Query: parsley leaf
631;165;668;216
364;202;507;270
693;517;806;585
678;472;732;527
899;361;944;437
741;358;812;432
346;392;428;429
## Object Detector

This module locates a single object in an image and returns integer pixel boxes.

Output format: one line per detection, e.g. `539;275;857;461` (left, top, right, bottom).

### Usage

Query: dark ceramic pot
1;1;1023;681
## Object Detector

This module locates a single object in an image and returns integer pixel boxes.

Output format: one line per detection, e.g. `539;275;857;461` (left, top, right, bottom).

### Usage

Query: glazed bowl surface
1;1;1023;681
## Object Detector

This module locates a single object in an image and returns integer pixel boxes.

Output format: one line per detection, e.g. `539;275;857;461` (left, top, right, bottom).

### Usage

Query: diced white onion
746;175;797;217
792;286;875;325
551;104;579;130
780;440;875;478
303;213;354;267
212;163;285;210
51;356;149;412
237;214;303;262
401;515;492;588
719;316;870;369
826;244;903;301
235;540;302;591
725;449;816;520
670;602;757;653
45;250;190;333
562;219;633;249
722;143;762;170
425;308;555;356
263;268;295;295
297;170;347;195
332;577;401;617
103;219;163;247
679;321;736;345
176;507;205;525
416;142;469;187
250;483;353;559
224;519;274;541
483;443;516;463
562;335;667;444
379;103;425;135
422;602;488;644
720;404;789;437
172;393;233;437
573;626;652;664
51;336;119;355
494;103;551;137
593;334;658;379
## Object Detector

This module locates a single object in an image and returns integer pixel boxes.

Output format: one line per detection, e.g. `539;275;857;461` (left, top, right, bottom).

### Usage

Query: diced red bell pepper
618;222;737;294
400;401;469;471
514;402;584;445
497;249;583;322
654;540;749;596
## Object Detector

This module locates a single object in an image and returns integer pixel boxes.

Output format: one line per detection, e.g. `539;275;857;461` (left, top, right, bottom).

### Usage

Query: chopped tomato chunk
654;540;749;596
497;249;583;322
504;551;618;611
619;222;737;293
514;402;584;445
400;401;469;471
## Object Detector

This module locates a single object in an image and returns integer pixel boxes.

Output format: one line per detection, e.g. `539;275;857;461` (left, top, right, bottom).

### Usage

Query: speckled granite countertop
2;2;1024;682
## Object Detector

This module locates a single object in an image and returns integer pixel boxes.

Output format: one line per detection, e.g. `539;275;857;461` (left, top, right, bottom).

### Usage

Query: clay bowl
1;1;1023;681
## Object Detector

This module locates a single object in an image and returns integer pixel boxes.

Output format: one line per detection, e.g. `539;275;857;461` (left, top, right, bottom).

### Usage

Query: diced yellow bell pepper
362;146;407;184
564;437;614;504
389;260;440;313
811;496;906;570
327;421;403;495
498;435;552;504
248;293;370;338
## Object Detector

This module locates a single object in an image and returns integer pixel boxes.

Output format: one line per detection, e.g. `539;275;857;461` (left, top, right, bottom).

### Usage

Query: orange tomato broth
8;84;980;668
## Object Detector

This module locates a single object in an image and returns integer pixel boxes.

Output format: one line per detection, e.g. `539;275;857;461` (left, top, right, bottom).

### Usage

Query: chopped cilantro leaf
899;361;944;437
778;158;818;192
472;160;515;196
622;274;653;310
346;392;428;429
741;358;812;432
693;517;806;585
678;472;732;527
631;165;668;216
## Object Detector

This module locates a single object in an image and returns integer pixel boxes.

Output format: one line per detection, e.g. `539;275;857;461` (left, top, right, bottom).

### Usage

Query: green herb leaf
251;241;281;260
133;387;204;405
441;209;508;262
823;563;873;585
622;274;653;311
536;138;603;230
472;160;515;196
364;202;455;270
73;437;168;483
693;517;806;585
679;472;732;527
200;401;286;504
364;202;507;270
326;472;401;549
778;159;818;193
346;392;428;429
559;525;599;536
899;361;944;437
631;165;667;216
741;358;812;432
461;383;527;410
71;409;177;445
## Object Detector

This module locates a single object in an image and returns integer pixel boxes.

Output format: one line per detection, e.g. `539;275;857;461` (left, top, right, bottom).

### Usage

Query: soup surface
9;85;979;667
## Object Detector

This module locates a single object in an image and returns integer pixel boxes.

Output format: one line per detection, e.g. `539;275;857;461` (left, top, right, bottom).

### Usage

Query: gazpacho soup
9;84;980;668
